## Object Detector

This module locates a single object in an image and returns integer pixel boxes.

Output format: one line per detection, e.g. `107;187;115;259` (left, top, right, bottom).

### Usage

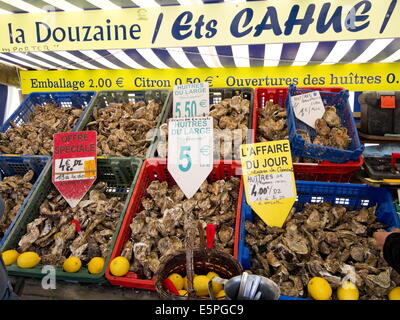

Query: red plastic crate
253;87;363;182
106;158;244;290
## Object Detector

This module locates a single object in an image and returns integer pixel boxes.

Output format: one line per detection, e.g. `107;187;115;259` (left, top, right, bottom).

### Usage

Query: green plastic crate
75;90;171;159
1;157;142;283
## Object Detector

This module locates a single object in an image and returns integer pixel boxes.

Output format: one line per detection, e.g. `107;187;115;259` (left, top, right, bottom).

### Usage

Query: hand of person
374;229;400;250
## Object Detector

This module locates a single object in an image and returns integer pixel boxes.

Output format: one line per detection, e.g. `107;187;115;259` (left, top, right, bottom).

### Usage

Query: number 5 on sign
179;146;191;172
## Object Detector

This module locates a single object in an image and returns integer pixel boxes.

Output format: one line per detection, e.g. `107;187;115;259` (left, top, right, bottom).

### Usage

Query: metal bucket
210;272;280;300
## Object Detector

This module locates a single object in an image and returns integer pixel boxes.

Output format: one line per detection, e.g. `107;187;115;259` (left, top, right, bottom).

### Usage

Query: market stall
0;0;400;303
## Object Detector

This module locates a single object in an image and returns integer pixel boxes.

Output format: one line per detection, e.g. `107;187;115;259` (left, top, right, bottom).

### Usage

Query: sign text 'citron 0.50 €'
240;140;297;227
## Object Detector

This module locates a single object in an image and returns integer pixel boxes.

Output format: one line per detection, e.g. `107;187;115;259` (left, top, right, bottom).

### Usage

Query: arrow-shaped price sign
167;117;213;199
240;140;297;227
52;131;97;208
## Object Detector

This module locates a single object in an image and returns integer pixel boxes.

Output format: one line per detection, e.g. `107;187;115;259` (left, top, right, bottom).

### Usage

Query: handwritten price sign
52;131;97;208
291;91;325;129
240;140;297;227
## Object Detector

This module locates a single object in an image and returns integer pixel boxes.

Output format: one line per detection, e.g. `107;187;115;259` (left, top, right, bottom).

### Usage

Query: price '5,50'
175;101;197;118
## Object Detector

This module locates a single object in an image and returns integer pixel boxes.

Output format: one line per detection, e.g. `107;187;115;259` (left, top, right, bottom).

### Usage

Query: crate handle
391;153;400;169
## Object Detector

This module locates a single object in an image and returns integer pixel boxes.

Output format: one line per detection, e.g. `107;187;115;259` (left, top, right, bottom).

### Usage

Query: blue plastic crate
1;91;96;135
286;85;364;163
0;155;50;246
238;181;400;300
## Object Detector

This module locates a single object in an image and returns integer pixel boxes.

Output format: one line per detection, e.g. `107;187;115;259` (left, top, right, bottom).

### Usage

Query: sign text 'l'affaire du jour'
52;131;97;208
240;140;297;227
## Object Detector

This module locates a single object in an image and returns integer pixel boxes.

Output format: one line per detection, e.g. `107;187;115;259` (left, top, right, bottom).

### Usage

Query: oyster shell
0;104;83;155
0;170;35;237
125;177;240;279
17;182;124;266
246;202;397;300
156;95;250;160
86;99;162;158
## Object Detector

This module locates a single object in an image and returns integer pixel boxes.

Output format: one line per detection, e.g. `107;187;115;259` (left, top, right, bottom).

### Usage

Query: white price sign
291;91;325;129
247;172;294;203
173;83;209;118
54;157;96;182
167;117;213;199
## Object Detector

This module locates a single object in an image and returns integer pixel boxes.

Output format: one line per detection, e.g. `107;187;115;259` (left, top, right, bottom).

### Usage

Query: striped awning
0;0;400;71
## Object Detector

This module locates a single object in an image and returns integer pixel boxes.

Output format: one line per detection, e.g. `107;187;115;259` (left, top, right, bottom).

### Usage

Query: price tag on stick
52;131;97;208
291;91;325;129
173;83;209;118
168;117;213;199
240;140;297;227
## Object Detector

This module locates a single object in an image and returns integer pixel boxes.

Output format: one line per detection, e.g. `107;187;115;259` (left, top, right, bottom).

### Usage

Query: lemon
63;257;82;273
337;281;359;300
88;257;105;274
389;287;400;300
216;290;226;299
206;271;223;293
168;273;184;291
178;290;188;296
2;250;20;266
17;252;41;268
109;256;130;277
307;277;332;300
183;276;188;290
193;275;210;297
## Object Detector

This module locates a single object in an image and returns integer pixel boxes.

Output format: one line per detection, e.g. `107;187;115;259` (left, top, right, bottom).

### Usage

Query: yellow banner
1;0;400;52
240;141;297;227
20;62;400;94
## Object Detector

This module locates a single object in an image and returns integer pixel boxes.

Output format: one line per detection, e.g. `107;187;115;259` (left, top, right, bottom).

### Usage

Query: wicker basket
155;222;243;300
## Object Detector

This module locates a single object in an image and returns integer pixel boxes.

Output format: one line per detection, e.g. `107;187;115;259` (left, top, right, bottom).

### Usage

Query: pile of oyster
17;182;124;266
85;100;163;158
299;105;351;150
246;202;400;300
0;170;34;237
121;177;240;279
257;101;288;142
0;104;83;155
156;95;250;160
256;101;315;163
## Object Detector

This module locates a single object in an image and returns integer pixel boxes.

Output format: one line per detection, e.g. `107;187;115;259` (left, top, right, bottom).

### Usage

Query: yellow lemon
216;290;226;299
337;281;359;300
88;257;105;275
2;250;20;266
63;257;82;273
206;271;223;293
109;256;130;277
389;287;400;300
178;290;188;296
193;275;210;297
168;273;184;291
17;252;41;268
307;277;332;300
183;276;188;290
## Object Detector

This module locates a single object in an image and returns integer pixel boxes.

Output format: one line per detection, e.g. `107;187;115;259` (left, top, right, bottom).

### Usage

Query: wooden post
0;62;21;87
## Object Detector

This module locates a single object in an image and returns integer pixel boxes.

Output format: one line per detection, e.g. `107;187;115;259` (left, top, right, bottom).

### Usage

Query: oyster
0;170;35;237
85;100;163;158
257;101;288;142
246;202;398;300
156;95;250;160
123;176;240;279
0;104;83;155
323;106;341;128
17;182;124;266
